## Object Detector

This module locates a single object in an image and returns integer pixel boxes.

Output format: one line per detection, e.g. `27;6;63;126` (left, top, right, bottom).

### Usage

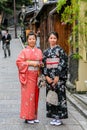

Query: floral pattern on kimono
42;45;68;119
16;46;42;120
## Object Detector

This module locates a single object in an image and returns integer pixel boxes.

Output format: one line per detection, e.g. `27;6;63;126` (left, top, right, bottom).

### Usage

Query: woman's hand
27;60;39;67
45;76;53;84
52;76;59;86
33;62;39;67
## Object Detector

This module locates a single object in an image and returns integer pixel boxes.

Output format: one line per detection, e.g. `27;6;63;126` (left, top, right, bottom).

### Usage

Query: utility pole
21;5;26;42
14;0;17;38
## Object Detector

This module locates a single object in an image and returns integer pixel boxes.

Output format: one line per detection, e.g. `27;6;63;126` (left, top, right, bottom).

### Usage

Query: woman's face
28;35;36;48
48;34;58;47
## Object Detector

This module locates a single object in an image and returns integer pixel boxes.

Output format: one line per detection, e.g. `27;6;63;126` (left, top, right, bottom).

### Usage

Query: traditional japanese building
35;1;71;54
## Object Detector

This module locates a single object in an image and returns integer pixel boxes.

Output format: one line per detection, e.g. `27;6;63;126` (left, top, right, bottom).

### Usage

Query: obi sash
28;60;39;71
28;66;39;71
46;58;59;69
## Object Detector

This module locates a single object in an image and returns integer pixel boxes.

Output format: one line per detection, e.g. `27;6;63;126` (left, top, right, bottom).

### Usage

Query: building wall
79;1;87;61
76;59;87;92
48;13;70;54
39;4;56;51
53;14;70;54
76;1;87;92
40;13;70;54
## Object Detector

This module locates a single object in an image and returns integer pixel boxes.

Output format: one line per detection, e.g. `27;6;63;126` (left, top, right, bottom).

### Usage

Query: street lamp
21;5;26;14
21;5;26;42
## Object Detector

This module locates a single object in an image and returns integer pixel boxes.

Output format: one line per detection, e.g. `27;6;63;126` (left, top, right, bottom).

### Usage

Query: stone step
73;94;87;106
66;90;87;119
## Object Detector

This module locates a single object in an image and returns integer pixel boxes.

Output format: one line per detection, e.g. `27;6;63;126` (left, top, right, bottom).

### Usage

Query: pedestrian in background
0;30;5;49
16;31;43;124
2;29;11;58
36;31;40;48
0;31;2;48
0;31;2;42
42;31;68;126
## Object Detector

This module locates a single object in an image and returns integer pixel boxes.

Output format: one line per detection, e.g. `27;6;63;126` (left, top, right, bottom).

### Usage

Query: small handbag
37;74;46;88
46;90;58;106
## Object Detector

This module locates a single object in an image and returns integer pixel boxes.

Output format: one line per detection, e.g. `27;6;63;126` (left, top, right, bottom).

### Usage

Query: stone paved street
0;38;87;130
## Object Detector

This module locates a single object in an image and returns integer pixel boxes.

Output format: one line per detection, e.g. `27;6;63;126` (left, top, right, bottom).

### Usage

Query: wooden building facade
35;2;71;54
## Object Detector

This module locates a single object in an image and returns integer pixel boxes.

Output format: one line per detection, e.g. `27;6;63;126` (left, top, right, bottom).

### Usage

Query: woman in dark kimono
42;31;68;126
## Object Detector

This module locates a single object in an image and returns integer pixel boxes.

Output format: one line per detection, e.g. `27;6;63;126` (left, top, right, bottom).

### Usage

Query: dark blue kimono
43;45;68;119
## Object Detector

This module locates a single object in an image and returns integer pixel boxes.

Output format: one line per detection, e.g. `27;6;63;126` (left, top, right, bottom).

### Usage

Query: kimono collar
50;45;57;49
27;46;36;50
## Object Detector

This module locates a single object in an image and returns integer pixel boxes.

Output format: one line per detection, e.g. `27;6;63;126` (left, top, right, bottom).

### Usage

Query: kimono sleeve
16;50;29;85
42;50;48;76
55;48;68;78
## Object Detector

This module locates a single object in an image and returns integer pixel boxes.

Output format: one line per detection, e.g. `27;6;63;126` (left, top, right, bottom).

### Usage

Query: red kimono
16;46;42;120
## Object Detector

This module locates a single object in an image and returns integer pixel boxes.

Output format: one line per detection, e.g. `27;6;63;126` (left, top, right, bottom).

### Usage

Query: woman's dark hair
47;31;59;40
27;31;36;40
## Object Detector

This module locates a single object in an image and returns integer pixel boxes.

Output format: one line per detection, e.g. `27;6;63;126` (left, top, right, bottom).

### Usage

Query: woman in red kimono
16;31;43;124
